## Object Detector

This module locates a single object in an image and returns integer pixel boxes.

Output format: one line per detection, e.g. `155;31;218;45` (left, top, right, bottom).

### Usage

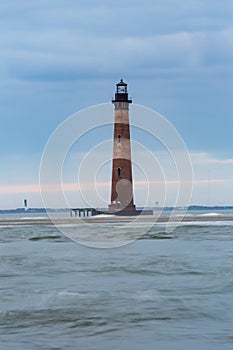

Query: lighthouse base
108;209;153;216
108;203;136;212
102;206;153;216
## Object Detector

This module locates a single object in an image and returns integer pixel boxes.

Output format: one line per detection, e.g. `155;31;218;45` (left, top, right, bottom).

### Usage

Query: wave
29;235;65;241
140;232;174;240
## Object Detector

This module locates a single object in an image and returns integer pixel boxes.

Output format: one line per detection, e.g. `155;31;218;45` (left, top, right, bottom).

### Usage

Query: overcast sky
1;0;233;209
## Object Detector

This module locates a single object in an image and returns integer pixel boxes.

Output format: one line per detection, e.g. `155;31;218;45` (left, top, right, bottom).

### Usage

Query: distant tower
24;198;28;211
109;79;136;213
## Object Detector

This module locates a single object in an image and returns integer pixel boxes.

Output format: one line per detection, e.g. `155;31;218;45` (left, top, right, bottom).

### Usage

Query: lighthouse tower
109;79;136;213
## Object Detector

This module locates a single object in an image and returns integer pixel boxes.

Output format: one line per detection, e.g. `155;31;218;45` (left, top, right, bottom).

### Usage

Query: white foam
180;220;233;226
19;217;47;220
198;212;224;217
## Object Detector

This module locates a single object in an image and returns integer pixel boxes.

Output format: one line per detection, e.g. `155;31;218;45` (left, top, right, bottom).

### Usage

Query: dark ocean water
1;213;233;349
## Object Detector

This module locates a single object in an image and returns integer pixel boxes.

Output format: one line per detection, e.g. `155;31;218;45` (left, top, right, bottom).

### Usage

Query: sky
1;0;233;209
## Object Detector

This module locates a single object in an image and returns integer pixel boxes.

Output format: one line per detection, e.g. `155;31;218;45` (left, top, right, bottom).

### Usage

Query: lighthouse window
117;167;121;177
118;135;121;143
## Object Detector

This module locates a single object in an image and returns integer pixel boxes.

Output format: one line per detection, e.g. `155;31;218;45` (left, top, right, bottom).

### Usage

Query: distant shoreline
1;206;233;214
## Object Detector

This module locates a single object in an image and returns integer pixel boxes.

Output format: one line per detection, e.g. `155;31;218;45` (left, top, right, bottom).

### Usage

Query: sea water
1;212;233;350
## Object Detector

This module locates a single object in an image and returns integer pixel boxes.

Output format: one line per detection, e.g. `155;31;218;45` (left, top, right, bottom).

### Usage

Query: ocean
1;211;233;350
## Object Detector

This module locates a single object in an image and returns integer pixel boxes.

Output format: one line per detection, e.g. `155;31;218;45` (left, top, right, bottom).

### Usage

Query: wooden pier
70;208;98;217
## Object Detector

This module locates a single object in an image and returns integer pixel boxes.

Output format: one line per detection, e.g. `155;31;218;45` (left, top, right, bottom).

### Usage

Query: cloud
192;152;233;165
1;0;232;35
2;29;233;84
1;1;233;83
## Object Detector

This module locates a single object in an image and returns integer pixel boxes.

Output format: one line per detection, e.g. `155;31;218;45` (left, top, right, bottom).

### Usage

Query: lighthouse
109;79;136;213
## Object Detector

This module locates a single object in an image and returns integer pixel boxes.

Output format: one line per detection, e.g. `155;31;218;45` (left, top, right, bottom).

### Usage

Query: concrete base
95;209;153;216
